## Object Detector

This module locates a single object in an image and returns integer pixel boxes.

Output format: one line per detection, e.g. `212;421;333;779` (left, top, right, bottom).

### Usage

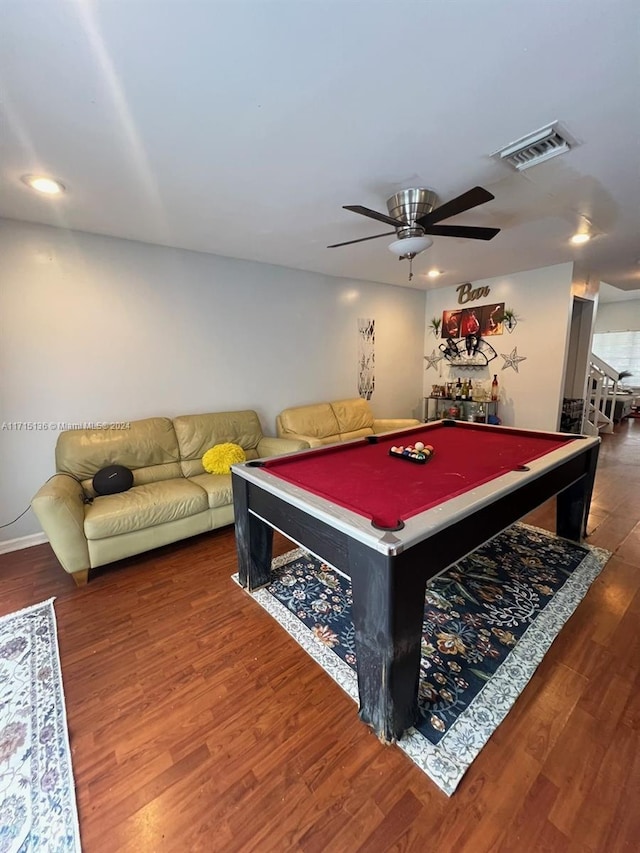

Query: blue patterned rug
235;523;610;796
0;599;81;852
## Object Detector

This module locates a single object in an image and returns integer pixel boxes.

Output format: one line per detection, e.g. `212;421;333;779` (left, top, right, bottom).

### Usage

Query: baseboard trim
0;532;49;555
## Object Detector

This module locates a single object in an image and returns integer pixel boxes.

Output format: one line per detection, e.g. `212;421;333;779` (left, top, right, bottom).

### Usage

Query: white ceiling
1;0;639;294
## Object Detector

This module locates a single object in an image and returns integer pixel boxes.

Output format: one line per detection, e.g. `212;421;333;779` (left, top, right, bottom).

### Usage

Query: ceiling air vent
493;122;577;171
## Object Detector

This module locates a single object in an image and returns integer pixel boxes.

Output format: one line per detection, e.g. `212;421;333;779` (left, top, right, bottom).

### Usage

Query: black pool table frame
232;422;600;744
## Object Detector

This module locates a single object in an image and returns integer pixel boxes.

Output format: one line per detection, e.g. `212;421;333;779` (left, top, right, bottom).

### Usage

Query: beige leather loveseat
31;411;307;586
276;397;421;447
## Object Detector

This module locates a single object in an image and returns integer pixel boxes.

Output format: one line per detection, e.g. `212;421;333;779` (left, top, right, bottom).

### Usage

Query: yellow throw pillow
202;443;247;474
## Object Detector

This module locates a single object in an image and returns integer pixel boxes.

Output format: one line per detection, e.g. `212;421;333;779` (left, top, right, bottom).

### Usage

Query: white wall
0;219;426;542
423;263;575;430
594;299;640;332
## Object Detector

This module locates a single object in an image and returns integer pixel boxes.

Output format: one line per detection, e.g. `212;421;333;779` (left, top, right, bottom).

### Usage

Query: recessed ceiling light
21;174;66;195
570;233;590;245
427;269;442;278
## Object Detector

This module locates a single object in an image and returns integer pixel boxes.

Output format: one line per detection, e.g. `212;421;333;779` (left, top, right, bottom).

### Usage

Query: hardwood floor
2;419;639;852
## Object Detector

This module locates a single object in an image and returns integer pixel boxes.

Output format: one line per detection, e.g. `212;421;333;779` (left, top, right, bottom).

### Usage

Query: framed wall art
442;303;505;338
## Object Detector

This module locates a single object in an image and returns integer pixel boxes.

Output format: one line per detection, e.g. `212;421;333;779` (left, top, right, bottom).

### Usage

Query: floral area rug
235;523;610;796
0;599;81;852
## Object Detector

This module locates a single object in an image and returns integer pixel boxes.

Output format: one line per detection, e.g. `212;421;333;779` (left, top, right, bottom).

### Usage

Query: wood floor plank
495;773;560;852
568;723;637;851
544;706;608;836
354;789;424;852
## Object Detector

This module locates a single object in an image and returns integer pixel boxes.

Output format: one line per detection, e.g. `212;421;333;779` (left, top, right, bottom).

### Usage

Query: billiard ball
425;444;434;453
414;441;425;451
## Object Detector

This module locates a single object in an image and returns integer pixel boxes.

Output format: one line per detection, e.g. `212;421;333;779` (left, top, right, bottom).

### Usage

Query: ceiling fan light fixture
388;235;433;257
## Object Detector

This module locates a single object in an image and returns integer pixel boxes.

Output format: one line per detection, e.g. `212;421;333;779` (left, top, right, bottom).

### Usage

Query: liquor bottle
461;378;469;400
491;374;499;401
468;379;473;400
455;377;462;400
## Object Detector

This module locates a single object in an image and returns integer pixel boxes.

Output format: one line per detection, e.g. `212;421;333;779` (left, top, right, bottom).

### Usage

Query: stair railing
585;353;621;435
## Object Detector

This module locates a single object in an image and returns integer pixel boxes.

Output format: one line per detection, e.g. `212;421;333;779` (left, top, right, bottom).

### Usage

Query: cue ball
414;441;425;451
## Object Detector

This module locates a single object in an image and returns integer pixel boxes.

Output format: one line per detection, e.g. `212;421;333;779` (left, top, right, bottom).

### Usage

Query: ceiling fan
328;186;500;280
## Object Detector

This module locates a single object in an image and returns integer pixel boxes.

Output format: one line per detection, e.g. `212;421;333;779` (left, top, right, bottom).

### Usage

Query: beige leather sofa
276;397;421;447
31;411;307;586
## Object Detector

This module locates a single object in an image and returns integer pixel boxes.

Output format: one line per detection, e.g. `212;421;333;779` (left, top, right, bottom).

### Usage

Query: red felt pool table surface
262;422;574;529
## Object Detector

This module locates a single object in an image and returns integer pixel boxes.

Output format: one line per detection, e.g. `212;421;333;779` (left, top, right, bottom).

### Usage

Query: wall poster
442;303;504;338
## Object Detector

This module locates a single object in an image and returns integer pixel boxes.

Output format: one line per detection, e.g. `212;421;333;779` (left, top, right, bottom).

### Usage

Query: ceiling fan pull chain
408;256;414;281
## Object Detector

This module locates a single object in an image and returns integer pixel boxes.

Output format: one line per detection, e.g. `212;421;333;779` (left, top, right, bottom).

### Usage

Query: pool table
232;420;600;743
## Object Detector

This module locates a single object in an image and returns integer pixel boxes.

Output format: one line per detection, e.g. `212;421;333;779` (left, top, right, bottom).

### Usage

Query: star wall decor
500;346;527;372
424;349;444;370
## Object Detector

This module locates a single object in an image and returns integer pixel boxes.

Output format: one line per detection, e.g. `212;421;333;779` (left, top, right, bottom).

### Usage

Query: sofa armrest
257;436;310;457
373;418;422;434
31;475;90;575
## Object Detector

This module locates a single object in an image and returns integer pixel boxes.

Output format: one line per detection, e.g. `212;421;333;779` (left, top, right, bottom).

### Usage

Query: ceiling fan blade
327;231;396;248
343;205;405;228
422;224;501;241
417;186;495;227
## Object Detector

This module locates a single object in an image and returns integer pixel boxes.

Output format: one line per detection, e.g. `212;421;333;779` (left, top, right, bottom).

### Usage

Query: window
592;331;640;383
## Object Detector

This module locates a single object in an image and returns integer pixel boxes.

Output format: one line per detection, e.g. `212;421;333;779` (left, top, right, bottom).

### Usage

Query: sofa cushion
278;403;341;442
188;473;233;509
331;398;375;433
56;418;181;490
84;479;208;540
339;427;375;442
173;411;262;477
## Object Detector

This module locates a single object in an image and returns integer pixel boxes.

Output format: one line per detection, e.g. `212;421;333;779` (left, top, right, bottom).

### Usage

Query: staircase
583;353;622;435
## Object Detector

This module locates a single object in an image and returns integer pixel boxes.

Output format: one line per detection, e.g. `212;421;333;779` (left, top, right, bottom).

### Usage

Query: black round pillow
93;464;134;496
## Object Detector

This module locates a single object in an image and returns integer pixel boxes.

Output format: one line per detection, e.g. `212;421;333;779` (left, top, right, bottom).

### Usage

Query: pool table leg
348;542;427;744
556;442;600;540
232;473;274;590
